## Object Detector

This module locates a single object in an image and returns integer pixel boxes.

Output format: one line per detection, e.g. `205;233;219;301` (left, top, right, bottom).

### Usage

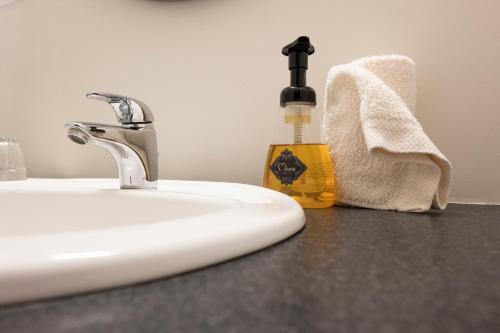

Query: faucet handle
87;92;154;124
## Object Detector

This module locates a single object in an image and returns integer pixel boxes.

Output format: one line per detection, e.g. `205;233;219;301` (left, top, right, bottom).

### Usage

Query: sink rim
0;178;305;305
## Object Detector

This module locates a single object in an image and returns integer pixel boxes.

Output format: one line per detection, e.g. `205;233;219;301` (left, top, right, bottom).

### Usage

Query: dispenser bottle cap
280;36;317;107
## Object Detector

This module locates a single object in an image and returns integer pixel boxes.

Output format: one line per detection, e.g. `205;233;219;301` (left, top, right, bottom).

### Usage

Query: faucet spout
66;93;158;189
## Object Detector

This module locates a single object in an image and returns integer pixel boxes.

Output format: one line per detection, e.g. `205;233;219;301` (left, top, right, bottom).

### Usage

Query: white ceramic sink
0;179;304;305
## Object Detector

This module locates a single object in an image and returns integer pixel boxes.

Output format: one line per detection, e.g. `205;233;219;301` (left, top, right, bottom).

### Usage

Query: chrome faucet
66;92;158;189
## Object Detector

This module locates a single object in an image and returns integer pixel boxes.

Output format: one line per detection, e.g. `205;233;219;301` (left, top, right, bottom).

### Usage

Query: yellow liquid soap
263;143;335;208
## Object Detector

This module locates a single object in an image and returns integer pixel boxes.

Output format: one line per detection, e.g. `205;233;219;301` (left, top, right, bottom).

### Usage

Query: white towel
322;55;452;212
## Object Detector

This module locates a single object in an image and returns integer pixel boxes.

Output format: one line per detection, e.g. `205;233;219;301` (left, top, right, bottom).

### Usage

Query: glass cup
0;137;27;181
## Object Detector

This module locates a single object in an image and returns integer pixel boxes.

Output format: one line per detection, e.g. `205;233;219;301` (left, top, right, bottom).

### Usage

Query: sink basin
0;179;304;305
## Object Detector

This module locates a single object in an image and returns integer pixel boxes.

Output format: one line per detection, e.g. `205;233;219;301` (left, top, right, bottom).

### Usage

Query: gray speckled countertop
1;204;500;333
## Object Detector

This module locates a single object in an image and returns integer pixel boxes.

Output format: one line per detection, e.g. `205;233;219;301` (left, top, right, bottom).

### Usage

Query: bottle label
270;148;307;185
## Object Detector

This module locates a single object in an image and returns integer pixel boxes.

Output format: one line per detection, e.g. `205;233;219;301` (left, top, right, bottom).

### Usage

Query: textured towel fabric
322;55;451;212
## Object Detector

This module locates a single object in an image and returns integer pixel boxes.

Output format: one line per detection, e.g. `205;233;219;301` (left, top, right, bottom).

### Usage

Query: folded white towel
322;55;452;212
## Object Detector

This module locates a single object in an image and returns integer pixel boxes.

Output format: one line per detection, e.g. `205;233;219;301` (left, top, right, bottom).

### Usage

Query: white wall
1;0;499;203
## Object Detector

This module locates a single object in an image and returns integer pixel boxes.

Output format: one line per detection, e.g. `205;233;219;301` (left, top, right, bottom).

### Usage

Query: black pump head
282;36;315;64
280;36;316;107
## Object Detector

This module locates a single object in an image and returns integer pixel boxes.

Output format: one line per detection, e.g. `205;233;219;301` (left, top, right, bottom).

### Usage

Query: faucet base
120;180;158;190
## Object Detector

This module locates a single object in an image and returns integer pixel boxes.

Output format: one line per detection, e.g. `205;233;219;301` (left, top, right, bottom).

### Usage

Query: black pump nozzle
280;36;316;106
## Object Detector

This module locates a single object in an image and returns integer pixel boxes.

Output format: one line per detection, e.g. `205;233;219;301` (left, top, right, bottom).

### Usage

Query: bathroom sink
0;179;304;305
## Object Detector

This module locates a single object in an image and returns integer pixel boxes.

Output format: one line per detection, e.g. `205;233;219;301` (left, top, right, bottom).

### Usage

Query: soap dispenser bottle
263;36;335;208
